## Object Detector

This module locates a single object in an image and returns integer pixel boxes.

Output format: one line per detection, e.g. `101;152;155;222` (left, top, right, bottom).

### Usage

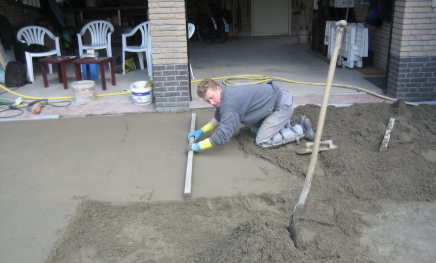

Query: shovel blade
288;203;305;248
289;214;298;247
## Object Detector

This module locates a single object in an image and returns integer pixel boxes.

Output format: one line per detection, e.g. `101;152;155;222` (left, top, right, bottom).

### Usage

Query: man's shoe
290;116;303;127
257;140;275;149
300;116;315;141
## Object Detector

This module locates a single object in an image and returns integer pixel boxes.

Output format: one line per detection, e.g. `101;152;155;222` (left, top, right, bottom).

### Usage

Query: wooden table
72;57;116;90
39;56;78;89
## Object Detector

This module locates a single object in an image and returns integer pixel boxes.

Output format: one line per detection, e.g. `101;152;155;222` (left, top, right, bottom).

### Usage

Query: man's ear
217;86;222;92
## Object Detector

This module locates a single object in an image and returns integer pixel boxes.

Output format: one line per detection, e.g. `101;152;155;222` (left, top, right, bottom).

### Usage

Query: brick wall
148;0;191;111
239;0;251;35
0;0;44;31
0;1;45;29
387;0;436;101
291;0;314;35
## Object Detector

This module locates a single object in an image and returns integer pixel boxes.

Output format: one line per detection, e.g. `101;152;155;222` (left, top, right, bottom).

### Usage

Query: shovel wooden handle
296;20;347;207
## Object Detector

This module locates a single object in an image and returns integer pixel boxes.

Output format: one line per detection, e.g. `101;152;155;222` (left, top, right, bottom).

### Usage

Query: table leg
110;58;116;86
85;65;91;80
99;63;107;90
40;62;49;88
57;64;62;83
60;62;68;89
74;64;82;80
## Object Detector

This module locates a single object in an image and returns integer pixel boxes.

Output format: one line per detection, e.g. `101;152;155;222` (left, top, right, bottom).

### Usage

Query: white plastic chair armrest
121;35;127;47
122;30;137;38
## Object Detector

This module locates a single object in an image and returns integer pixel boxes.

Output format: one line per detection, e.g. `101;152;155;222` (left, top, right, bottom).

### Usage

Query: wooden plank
184;113;196;199
380;118;395;151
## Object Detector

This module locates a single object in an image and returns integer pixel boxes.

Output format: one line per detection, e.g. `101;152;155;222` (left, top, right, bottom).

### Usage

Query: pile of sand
49;102;436;263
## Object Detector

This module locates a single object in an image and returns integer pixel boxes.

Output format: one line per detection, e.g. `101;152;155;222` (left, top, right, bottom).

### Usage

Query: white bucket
298;30;310;44
130;81;153;105
71;80;96;104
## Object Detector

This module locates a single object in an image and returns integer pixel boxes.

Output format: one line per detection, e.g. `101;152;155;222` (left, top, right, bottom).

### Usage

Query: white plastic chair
121;21;152;77
187;23;195;79
16;26;61;82
77;20;114;59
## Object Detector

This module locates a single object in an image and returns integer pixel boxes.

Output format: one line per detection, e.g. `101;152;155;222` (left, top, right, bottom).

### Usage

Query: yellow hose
0;83;130;100
192;74;419;106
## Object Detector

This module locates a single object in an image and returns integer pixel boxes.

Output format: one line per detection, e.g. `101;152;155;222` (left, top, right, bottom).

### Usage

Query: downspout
384;0;396;94
185;1;192;101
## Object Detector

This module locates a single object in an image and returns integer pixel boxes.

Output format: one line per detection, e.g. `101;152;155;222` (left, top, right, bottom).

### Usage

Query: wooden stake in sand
380;118;395;151
184;113;196;199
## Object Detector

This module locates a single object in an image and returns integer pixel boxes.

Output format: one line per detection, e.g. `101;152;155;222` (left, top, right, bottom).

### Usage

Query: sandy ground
1;102;435;262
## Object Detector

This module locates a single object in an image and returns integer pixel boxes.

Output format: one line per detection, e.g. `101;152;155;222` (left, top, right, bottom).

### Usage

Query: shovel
289;20;347;248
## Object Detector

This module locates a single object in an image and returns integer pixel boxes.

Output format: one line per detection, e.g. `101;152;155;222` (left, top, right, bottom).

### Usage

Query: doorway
252;0;290;36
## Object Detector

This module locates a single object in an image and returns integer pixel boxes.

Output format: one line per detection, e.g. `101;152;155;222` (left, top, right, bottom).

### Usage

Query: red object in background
30;102;42;114
111;15;119;26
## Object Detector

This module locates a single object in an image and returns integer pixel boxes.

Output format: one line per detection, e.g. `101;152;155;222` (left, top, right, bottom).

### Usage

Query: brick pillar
148;0;191;111
388;0;436;101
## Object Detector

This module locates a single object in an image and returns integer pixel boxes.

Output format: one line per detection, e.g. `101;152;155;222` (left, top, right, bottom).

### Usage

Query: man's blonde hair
197;78;220;98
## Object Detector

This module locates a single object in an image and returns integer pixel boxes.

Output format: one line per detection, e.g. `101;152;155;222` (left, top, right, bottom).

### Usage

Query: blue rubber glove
187;142;201;152
187;129;204;142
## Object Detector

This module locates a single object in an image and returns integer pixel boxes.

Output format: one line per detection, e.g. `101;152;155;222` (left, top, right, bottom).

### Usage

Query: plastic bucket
71;80;96;104
130;81;153;105
81;64;98;80
298;30;310;44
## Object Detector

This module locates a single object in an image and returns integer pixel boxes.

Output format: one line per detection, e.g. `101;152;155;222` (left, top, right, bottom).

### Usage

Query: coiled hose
193;74;419;106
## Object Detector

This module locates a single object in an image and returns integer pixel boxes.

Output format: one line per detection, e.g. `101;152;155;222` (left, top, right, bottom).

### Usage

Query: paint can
298;30;310;44
71;80;96;104
130;80;153;105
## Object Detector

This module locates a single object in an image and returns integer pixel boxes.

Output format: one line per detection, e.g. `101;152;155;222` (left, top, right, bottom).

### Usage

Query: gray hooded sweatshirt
209;81;283;146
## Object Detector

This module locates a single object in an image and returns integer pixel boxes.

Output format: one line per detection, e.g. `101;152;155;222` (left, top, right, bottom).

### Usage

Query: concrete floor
0;36;390;263
0;35;388;120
